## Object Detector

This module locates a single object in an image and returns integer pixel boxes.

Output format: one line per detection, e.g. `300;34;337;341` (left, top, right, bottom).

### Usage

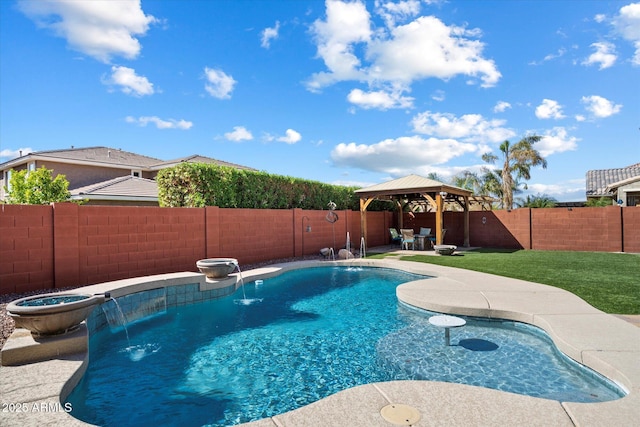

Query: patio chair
418;227;431;236
389;228;402;245
400;229;415;250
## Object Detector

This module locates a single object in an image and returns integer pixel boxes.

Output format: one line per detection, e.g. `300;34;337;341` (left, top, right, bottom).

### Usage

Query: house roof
0;146;163;169
0;146;255;171
354;174;472;198
586;163;640;197
70;176;158;201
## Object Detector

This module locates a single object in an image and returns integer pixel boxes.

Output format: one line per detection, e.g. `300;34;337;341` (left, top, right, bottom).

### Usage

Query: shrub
157;163;393;210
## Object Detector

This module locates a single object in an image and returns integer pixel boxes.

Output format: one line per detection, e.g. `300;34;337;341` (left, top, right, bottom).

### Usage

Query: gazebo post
463;195;470;247
360;198;367;245
436;192;444;245
359;197;375;246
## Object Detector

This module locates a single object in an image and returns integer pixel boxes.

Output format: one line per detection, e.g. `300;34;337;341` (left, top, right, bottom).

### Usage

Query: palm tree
426;172;445;182
450;170;482;193
479;167;525;209
482;136;547;209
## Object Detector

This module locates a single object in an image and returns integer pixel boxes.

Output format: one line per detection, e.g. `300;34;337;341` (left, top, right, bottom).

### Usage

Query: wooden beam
420;193;437;210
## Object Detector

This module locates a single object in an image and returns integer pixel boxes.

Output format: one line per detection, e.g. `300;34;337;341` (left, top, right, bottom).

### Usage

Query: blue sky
1;0;639;202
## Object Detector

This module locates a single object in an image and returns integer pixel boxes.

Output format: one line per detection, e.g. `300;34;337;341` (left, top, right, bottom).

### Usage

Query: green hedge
157;163;393;211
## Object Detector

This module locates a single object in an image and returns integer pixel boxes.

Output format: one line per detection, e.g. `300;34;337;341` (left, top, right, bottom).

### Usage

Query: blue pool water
67;266;624;426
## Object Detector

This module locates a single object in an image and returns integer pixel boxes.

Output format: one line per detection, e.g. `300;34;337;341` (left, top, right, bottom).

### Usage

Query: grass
370;249;640;315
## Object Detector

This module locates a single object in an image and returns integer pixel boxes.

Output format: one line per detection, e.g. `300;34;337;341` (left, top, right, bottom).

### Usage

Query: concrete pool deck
1;257;638;426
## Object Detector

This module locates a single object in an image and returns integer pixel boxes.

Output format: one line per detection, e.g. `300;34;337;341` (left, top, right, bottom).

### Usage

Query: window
627;193;640;207
131;170;141;178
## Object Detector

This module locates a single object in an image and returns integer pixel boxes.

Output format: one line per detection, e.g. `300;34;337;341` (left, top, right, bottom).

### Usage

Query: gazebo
355;174;472;247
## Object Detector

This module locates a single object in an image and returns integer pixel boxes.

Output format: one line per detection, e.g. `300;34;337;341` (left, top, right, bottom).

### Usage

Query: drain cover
380;404;421;425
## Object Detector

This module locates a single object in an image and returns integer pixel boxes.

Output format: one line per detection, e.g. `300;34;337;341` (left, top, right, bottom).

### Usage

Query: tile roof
586;163;640;197
0;147;255;171
24;146;162;168
70;176;158;199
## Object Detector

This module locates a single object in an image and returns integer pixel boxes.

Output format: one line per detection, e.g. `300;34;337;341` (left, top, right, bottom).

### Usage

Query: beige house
586;163;640;206
0;147;255;205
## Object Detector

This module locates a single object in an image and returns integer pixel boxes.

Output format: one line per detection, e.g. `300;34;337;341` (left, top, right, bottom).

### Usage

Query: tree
426;172;445;182
450;170;482;193
521;194;557;208
5;167;71;204
585;197;613;207
478;167;525;209
481;136;547;209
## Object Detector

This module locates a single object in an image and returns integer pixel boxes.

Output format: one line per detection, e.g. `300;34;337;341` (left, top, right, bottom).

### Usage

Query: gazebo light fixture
439;191;447;198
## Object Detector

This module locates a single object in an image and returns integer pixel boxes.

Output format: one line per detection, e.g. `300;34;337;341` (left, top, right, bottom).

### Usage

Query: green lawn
371;249;640;315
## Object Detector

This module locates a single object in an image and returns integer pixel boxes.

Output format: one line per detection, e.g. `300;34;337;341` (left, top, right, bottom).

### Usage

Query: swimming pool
66;266;624;426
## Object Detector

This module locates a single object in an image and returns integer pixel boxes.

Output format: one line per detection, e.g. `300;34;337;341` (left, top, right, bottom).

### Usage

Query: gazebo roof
355;174;473;247
355;174;472;199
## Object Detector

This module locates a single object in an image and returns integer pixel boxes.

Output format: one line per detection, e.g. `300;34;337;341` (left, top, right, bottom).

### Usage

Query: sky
1;0;639;202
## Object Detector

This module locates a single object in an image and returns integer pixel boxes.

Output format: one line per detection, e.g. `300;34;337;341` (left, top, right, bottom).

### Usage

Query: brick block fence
0;204;395;295
1;204;638;295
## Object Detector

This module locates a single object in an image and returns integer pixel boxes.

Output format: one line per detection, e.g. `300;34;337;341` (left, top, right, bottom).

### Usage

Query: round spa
196;258;238;279
7;293;108;336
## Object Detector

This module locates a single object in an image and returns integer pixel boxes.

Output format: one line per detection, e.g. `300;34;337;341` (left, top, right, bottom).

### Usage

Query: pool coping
1;258;638;426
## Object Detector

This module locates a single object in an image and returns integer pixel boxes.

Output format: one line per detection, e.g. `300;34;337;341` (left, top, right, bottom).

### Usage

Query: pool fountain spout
196;258;239;280
7;292;111;337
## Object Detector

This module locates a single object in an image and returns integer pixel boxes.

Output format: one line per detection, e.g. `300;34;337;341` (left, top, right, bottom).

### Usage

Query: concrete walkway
1;258;638;426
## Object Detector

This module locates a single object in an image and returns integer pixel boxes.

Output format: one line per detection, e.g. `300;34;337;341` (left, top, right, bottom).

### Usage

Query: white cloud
224;126;253;142
204;67;236;99
307;0;500;97
594;14;607;23
17;0;157;63
581;95;623;118
277;129;302;144
493;101;511;113
411;111;516;143
125;116;192;130
535;99;565;120
104;66;154;96
526;179;585;202
530;48;567;65
613;2;640;65
261;21;280;48
330;135;477;175
347;88;413;109
582;42;617;69
431;90;445;102
537;127;579;157
307;0;372;91
0;147;34;160
366;16;501;87
375;0;421;28
575;114;586;122
544;48;567;62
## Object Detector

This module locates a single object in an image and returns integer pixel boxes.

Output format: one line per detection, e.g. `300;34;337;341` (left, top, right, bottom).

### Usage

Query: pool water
66;267;624;426
18;295;89;306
